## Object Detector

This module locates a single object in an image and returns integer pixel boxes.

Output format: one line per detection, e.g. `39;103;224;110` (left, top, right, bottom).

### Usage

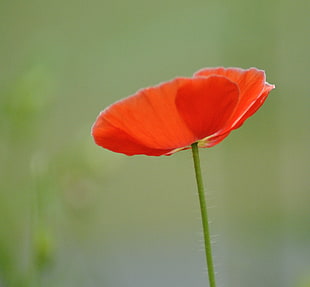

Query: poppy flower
92;67;274;156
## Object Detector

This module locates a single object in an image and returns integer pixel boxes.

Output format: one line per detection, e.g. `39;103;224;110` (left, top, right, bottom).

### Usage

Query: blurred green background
0;0;309;286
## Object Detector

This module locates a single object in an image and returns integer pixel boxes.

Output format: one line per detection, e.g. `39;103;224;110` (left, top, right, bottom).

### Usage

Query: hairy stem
191;142;216;287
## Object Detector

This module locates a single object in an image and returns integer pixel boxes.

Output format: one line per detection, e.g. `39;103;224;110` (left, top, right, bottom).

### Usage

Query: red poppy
92;67;274;156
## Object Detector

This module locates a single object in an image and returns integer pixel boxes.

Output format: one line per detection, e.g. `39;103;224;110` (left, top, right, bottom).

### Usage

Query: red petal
92;78;196;155
93;68;274;155
175;76;239;141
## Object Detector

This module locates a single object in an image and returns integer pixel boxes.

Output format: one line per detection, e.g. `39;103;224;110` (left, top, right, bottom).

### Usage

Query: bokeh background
0;0;309;286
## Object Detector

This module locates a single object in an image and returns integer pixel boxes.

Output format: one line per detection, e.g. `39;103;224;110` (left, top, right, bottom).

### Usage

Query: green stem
191;142;216;287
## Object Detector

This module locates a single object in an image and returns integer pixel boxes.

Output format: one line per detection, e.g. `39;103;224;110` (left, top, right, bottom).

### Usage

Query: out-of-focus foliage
0;0;309;286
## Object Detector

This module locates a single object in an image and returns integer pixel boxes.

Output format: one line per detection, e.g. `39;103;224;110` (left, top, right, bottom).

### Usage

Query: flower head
92;67;274;156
